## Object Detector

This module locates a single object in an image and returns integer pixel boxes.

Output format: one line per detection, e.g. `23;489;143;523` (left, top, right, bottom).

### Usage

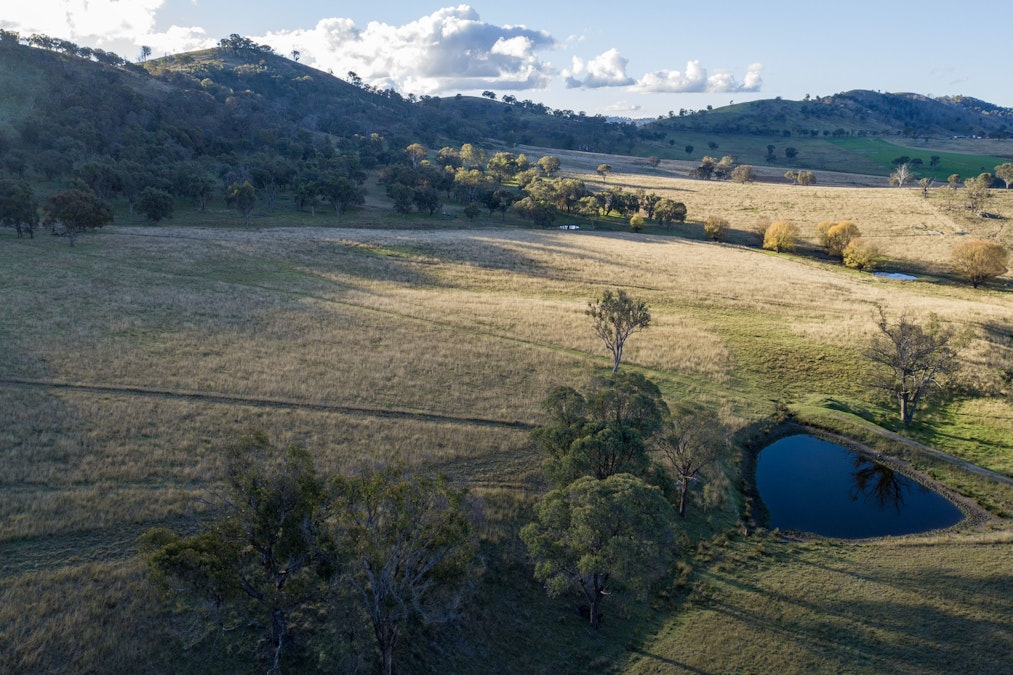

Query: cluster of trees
142;431;479;674
816;220;883;271
690;155;754;184
521;290;732;628
522;370;730;628
0;180;113;245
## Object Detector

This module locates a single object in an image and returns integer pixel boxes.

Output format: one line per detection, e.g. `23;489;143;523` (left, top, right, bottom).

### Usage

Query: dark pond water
755;435;963;538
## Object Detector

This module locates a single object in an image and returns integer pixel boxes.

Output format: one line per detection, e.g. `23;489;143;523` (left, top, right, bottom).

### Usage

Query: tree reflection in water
850;456;909;512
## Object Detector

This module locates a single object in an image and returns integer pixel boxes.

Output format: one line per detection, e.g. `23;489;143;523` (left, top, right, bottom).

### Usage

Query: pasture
1;166;1012;672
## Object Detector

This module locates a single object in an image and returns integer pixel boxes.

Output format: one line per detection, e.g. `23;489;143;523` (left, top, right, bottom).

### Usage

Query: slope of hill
1;34;1011;184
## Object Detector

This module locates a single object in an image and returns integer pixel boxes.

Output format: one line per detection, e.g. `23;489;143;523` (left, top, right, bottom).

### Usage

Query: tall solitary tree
865;310;961;425
520;474;677;629
587;289;651;373
43;189;113;246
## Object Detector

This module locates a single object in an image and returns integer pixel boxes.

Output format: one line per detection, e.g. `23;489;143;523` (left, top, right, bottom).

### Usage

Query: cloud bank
262;6;556;94
635;60;764;93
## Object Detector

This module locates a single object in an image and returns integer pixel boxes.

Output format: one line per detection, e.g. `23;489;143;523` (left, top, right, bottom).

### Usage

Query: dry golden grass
2;169;1012;673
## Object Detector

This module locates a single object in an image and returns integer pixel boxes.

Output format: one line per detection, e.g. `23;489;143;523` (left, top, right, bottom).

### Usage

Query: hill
2;33;1012;185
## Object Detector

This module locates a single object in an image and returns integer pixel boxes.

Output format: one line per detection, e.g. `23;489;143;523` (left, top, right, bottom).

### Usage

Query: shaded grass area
626;534;1013;675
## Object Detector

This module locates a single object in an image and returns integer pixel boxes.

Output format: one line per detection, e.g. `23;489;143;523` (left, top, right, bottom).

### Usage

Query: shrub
951;239;1008;288
817;220;860;258
842;238;883;271
704;215;729;241
762;220;798;253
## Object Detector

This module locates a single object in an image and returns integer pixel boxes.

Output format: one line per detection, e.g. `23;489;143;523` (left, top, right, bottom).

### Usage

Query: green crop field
2;160;1012;673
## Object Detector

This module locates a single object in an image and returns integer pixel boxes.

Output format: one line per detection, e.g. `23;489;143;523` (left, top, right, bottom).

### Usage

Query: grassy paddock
1;172;1012;672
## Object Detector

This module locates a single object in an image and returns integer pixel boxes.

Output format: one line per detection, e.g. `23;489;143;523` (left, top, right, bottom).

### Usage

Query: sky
3;1;1012;119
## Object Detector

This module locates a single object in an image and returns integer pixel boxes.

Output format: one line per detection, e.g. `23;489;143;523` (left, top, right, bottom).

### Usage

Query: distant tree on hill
654;198;686;229
730;164;754;183
964;173;992;212
227;181;257;228
0;179;39;238
994;162;1013;190
951;239;1008;288
43;189;112;246
137;187;174;224
596;163;613;181
536;155;561;176
889;163;914;187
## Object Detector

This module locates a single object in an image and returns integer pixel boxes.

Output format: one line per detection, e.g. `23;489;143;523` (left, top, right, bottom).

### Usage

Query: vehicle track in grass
0;377;535;431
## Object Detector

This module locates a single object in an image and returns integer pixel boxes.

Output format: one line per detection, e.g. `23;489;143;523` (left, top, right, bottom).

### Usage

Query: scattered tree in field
796;170;815;186
918;177;933;198
463;201;481;220
142;431;326;671
520;473;677;630
816;220;860;258
629;213;645;232
842;238;884;271
43;189;113;246
951;239;1008;288
596;163;613;181
328;464;479;675
964;173;992;213
995;162;1013;190
947;173;961;189
889;163;914;187
654;198;687;229
137;187;174;224
227;180;257;228
647;155;661;168
532;373;669;486
656;413;729;517
536;155;561;176
762;219;798;253
730;164;754;183
587;289;651;373
784;147;798;159
704;215;730;241
865;310;961;426
685;144;694;155
0;178;39;238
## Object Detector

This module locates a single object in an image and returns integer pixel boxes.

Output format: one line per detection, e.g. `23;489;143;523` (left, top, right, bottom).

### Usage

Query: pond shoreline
739;421;999;541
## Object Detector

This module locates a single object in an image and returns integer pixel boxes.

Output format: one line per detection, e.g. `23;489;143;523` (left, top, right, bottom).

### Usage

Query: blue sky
4;1;1011;118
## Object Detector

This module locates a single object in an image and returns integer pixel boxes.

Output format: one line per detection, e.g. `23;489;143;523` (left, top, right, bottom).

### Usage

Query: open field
2;167;1013;672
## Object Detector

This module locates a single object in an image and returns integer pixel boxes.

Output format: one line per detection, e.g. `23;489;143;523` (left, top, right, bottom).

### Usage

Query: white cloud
1;0;162;44
260;6;556;94
635;60;763;93
563;48;634;89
